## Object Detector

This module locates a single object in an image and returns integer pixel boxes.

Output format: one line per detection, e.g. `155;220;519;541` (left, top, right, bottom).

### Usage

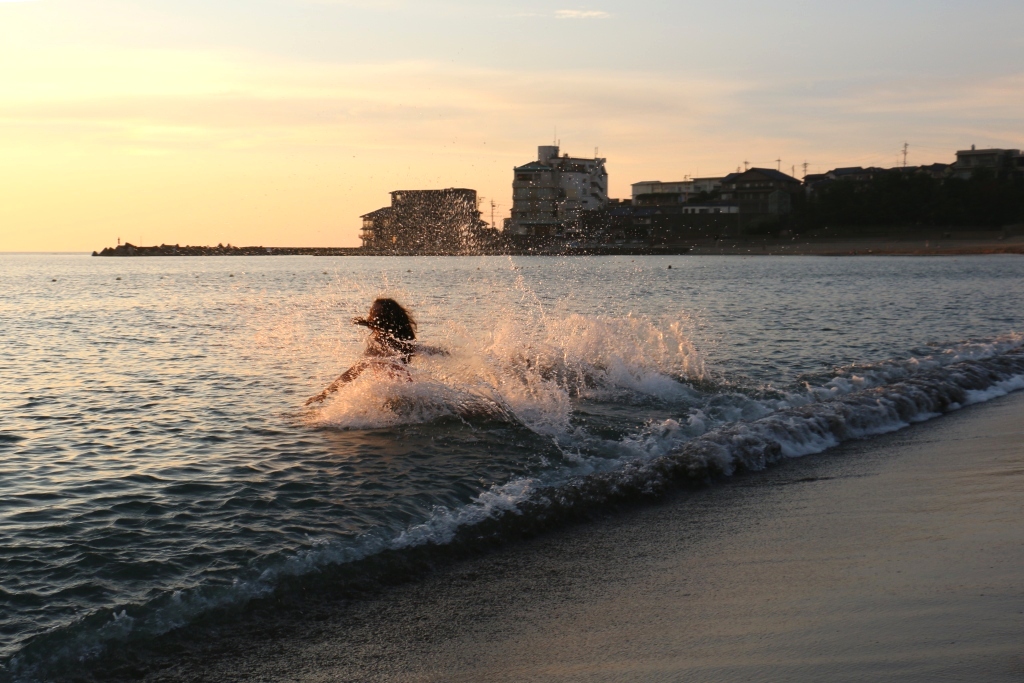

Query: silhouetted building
506;145;608;237
953;146;1021;179
359;188;491;254
829;167;886;182
911;163;952;179
720;168;802;214
806;163;953;195
630;177;723;203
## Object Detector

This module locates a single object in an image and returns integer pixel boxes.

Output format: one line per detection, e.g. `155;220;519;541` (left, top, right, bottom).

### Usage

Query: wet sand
139;391;1024;682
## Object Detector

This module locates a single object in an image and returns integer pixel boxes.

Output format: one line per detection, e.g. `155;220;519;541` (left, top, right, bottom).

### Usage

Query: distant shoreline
685;236;1024;256
90;237;1024;258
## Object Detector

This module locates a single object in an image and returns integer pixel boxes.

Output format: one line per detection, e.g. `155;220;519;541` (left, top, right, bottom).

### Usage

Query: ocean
2;253;1023;679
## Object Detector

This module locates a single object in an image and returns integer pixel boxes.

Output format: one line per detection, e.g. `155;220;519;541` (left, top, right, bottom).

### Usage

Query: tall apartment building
505;145;608;237
359;188;488;253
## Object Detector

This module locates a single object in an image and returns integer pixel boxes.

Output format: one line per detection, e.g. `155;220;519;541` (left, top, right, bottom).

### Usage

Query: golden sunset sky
2;0;1023;251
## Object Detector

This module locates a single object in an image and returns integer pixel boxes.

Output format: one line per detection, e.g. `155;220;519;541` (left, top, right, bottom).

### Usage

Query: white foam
307;312;704;436
963;373;1024;405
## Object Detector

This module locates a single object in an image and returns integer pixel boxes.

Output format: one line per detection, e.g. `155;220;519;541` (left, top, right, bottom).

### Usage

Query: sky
1;0;1023;251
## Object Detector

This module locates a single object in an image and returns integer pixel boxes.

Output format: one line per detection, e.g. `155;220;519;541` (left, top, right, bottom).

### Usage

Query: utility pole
775;158;781;171
743;160;749;171
902;142;909;168
802;161;808;179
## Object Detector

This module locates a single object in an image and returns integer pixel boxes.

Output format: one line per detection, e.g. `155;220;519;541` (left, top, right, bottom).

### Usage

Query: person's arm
305;361;367;405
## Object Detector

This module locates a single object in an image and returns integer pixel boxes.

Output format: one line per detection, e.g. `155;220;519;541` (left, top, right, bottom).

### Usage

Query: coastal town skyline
2;0;1023;251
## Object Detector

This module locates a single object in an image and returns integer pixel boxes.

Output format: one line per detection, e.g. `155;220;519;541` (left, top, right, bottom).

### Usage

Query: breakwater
91;242;693;257
93;243;363;257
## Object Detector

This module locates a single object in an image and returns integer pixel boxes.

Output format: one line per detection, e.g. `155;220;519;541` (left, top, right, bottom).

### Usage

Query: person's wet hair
354;298;416;342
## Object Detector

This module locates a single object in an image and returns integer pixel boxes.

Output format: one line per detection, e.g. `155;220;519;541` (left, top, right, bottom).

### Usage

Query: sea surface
2;253;1024;679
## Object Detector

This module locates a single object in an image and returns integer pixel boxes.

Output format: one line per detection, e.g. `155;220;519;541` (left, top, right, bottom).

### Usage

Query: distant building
806;163;955;194
630;177;723;203
804;166;885;194
828;167;886;183
953;146;1021;179
913;162;953;179
359;188;490;253
719;168;802;214
679;203;738;215
505;145;608;237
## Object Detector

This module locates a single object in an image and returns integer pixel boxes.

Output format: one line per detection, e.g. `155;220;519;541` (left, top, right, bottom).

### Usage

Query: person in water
306;298;442;405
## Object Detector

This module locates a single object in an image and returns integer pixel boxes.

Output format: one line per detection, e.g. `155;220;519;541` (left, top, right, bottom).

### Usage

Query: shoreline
684;236;1024;256
88;236;1024;258
81;390;1024;682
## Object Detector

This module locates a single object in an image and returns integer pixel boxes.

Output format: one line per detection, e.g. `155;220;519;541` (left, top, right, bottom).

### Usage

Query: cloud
554;9;610;19
3;46;1021;169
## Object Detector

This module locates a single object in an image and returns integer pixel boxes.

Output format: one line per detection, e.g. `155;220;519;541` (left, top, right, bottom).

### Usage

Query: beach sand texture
141;391;1024;683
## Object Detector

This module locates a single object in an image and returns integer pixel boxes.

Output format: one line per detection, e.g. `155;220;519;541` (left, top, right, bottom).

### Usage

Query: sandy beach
96;390;1024;683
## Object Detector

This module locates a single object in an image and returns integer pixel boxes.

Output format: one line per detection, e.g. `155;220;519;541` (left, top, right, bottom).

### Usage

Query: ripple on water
2;254;1024;670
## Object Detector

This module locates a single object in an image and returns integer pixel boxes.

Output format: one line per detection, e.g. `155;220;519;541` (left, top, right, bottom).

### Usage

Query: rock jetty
93;243;361;257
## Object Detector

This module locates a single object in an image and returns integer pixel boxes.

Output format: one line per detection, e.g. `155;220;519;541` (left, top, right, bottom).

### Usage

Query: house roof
360;207;393;220
514;161;552;171
830;166;868;176
956;148;1020;156
745;167;801;183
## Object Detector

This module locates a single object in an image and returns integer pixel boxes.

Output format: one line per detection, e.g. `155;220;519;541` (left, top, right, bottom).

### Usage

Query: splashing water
308;311;705;435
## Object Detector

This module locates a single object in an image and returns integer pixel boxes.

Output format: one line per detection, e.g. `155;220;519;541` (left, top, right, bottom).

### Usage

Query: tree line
793;169;1024;232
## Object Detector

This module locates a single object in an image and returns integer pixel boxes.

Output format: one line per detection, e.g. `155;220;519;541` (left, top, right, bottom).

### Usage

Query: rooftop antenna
902;142;909;168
